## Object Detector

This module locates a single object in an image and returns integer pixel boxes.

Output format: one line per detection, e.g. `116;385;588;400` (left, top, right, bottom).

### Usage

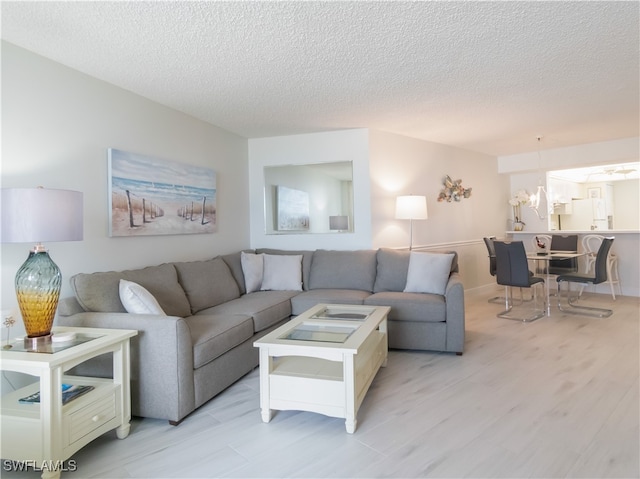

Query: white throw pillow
241;251;264;293
119;279;166;315
261;254;303;291
403;252;455;295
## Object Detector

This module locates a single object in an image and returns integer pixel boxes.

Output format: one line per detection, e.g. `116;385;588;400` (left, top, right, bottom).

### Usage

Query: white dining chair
581;234;621;299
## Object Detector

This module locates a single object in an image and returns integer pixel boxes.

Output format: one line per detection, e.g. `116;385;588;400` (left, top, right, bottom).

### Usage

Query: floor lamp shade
395;195;428;220
395;195;428;250
1;188;83;344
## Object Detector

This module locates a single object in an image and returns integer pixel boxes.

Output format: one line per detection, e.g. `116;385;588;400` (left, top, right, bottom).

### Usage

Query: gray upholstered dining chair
548;234;579;275
483;236;534;305
556;237;614;318
483;236;505;304
494;240;545;322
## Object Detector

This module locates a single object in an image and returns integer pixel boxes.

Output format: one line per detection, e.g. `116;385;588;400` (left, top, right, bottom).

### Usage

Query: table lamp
1;187;83;347
329;215;349;232
395;195;428;250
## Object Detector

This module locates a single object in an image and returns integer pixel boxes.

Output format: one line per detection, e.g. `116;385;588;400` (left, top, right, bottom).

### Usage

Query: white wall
613;180;640;229
368;130;508;247
367;130;508;292
248;129;372;250
498;137;640;173
248;129;509;291
1;42;250;335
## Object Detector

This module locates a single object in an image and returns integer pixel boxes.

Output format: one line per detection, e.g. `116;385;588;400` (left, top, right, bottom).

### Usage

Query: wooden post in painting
201;197;206;225
126;190;135;228
143;198;147;223
190;201;194;221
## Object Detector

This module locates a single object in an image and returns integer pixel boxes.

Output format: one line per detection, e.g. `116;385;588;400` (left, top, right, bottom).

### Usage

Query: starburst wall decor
437;175;472;202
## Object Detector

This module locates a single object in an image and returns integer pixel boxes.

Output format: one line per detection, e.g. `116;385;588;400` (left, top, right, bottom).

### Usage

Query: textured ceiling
1;1;638;156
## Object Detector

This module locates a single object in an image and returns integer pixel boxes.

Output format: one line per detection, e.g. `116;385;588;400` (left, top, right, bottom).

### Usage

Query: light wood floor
5;291;639;478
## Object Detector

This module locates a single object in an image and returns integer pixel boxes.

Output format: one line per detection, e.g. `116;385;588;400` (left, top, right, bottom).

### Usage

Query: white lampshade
395;195;428;220
329;215;349;231
1;188;84;244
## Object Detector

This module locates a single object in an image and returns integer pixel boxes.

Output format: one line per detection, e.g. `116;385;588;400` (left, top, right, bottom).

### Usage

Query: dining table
526;250;586;316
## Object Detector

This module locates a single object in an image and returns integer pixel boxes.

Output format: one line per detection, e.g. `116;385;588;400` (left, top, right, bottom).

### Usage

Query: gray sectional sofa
58;248;465;424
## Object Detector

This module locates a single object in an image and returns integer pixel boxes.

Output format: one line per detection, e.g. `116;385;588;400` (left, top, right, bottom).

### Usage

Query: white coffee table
253;303;390;433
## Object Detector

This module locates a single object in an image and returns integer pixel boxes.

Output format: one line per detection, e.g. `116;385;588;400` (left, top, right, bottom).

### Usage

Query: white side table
1;326;137;479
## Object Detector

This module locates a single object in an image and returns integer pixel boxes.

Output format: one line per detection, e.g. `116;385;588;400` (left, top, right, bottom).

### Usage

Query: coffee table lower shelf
257;326;387;433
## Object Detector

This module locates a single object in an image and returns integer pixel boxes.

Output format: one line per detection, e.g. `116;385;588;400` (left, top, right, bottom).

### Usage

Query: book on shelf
19;384;95;405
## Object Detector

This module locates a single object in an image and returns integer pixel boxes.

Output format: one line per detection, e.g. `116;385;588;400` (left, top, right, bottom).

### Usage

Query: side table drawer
64;391;117;446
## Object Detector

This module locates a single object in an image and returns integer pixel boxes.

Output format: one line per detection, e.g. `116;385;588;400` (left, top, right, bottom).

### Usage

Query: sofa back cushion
174;258;241;314
309;250;377;291
220;250;255;295
374;248;459;293
70;263;191;317
256;249;314;290
373;248;411;292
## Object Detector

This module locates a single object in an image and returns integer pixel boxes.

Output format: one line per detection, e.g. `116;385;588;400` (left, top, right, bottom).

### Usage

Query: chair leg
609;257;622;299
497;284;545;322
578;256;596;298
557;280;613;318
606;260;616;300
488;286;528;304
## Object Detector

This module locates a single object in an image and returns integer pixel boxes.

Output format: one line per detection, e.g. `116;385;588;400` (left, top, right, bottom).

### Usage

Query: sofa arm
57;312;194;423
444;272;465;354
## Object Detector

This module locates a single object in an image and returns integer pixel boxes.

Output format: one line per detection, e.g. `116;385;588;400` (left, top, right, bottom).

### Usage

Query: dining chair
493;240;546;322
556;237;614;318
581;234;621;299
548;234;579;275
483;236;506;304
484;237;533;305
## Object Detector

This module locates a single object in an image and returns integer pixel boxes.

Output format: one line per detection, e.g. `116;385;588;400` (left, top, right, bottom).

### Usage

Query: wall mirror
264;162;354;234
547;161;639;231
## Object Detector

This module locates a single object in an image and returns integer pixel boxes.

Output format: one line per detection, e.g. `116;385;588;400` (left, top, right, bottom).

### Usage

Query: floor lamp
1;187;83;348
395;195;428;250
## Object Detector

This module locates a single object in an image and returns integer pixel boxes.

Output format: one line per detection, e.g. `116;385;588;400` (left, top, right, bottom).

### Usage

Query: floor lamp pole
409;218;414;250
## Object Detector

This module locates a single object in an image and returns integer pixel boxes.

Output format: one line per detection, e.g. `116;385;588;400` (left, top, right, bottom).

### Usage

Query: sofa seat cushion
291;289;372;316
364;292;446;323
202;290;296;333
70;263;191;317
309;250;377;291
174;258;241;314
184;314;254;369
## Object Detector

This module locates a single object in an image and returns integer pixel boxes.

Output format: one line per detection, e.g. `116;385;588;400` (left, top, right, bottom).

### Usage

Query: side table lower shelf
2;376;123;462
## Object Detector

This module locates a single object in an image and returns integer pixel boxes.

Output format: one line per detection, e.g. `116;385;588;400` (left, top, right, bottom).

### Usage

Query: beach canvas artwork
108;149;217;237
277;186;310;231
